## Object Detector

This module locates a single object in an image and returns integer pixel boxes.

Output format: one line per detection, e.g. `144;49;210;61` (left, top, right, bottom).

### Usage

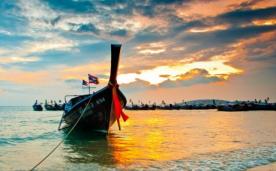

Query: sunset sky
0;0;276;105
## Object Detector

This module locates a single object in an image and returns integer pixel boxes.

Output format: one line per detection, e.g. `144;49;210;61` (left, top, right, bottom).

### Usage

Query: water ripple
0;131;60;146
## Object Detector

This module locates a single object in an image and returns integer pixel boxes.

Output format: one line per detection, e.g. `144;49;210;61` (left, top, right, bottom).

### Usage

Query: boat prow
60;44;127;133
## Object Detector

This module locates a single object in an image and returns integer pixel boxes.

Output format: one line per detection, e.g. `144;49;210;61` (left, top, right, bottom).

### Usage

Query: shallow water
0;106;276;170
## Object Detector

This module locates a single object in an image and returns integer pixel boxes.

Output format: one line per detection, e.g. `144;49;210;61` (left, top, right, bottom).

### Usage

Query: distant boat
60;44;127;133
33;100;43;111
44;100;64;111
217;102;276;111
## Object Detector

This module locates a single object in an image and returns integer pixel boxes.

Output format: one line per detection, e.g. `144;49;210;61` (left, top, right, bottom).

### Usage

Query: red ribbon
112;86;128;130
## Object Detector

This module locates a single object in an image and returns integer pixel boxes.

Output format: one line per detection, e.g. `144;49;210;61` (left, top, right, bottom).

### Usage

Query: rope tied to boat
109;82;129;130
30;95;93;171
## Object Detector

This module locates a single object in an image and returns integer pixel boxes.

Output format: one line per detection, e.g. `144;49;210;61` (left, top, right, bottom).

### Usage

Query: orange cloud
136;42;168;55
215;30;276;72
249;0;276;9
60;60;110;83
178;69;208;80
252;18;276;26
129;14;169;32
232;30;276;58
188;24;229;33
0;67;49;85
175;1;241;20
176;0;276;21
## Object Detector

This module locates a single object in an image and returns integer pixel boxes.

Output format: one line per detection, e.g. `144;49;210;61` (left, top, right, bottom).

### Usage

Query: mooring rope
30;95;93;171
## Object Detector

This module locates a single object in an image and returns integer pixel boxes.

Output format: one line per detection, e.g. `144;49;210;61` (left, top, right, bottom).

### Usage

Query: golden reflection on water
108;117;170;166
205;113;245;151
106;110;254;167
61;110;276;168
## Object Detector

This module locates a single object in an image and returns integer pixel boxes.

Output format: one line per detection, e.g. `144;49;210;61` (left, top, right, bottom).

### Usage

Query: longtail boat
60;44;128;133
33;100;43;111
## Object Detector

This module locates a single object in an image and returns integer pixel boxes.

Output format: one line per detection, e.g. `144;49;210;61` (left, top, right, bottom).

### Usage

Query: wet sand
247;163;276;171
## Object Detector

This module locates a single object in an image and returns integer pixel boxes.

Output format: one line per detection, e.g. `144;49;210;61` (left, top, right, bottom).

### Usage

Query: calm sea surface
0;106;276;170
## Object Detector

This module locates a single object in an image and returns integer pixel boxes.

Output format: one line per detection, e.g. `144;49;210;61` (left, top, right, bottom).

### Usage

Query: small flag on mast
88;74;99;84
82;80;88;86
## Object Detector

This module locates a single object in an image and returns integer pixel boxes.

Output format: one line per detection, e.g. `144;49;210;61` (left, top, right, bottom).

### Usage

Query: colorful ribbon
111;85;128;130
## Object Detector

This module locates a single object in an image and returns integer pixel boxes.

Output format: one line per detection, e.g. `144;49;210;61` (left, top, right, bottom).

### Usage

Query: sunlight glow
138;49;166;54
118;60;242;85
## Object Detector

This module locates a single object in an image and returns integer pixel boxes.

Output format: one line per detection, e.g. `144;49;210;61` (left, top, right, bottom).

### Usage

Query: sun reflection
108;114;172;166
105;110;250;168
204;113;245;151
58;110;276;169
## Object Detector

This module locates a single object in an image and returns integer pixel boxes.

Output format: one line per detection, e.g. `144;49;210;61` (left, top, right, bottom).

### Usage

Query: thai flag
82;80;88;86
88;74;99;84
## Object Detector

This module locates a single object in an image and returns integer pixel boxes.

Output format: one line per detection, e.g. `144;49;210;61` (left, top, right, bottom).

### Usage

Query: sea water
0;106;276;170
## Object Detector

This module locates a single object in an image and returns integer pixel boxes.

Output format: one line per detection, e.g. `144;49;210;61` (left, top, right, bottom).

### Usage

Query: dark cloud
249;53;276;62
136;0;185;17
44;0;96;13
97;0;184;17
98;0;129;6
160;69;223;88
160;74;170;78
120;69;224;92
110;29;128;37
72;23;100;34
179;25;276;54
149;0;185;5
120;79;156;93
130;27;166;43
122;4;276;62
245;34;276;62
136;4;155;17
50;16;61;26
171;6;276;37
218;6;276;26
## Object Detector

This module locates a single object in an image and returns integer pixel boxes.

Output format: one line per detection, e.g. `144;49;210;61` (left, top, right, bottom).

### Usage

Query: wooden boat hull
63;86;126;133
33;104;43;111
45;104;64;111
